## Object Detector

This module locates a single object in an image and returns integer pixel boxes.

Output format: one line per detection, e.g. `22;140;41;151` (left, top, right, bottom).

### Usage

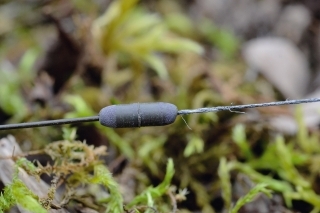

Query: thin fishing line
0;98;319;130
228;103;245;114
177;98;320;115
180;115;192;130
0;116;99;130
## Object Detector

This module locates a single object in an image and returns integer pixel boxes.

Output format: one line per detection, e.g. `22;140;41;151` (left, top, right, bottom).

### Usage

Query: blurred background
1;0;320;212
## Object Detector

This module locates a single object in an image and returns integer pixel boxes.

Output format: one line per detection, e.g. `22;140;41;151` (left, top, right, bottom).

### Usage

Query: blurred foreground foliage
222;107;320;213
0;130;174;213
0;0;320;213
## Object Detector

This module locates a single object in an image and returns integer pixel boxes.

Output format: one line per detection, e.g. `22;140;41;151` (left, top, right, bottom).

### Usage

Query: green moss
0;135;177;212
0;163;46;213
230;183;271;213
89;164;124;213
2;1;320;212
128;159;175;208
0;48;39;122
218;157;232;210
226;114;320;212
92;0;203;79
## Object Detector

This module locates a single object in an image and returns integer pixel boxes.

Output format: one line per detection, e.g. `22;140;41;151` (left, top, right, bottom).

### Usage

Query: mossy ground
0;0;319;213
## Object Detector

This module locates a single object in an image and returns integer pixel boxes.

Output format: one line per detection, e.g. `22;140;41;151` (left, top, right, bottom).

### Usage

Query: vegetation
0;0;319;212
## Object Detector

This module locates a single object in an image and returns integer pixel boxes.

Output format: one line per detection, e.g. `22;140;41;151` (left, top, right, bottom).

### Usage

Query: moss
0;135;177;212
1;0;320;212
0;162;46;213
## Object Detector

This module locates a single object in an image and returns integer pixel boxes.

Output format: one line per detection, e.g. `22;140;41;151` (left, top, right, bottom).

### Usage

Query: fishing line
180;115;192;130
0;98;319;130
0;116;99;130
177;98;320;115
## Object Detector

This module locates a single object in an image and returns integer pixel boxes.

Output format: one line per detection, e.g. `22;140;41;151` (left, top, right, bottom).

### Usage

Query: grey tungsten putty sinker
2;98;320;130
99;102;178;128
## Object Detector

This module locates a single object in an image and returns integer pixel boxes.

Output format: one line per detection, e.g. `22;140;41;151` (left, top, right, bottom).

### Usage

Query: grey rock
274;4;311;43
243;37;310;99
190;0;280;38
270;89;320;134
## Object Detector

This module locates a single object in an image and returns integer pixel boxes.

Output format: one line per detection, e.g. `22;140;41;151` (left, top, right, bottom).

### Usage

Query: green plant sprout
0;158;46;213
0;178;47;213
230;183;272;213
127;159;174;208
92;0;203;79
220;107;320;212
0;48;39;122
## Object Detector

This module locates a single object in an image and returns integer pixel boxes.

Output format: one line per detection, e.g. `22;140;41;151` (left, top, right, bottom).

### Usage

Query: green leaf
90;164;124;213
99;127;135;159
232;162;293;193
64;95;96;118
128;158;175;208
92;0;203;78
275;136;310;188
184;134;204;157
18;48;39;82
143;54;168;79
13;182;46;213
165;13;194;36
156;37;204;55
199;19;239;58
230;183;272;213
232;124;253;160
0;179;46;213
138;135;167;175
218;157;232;210
62;127;77;141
